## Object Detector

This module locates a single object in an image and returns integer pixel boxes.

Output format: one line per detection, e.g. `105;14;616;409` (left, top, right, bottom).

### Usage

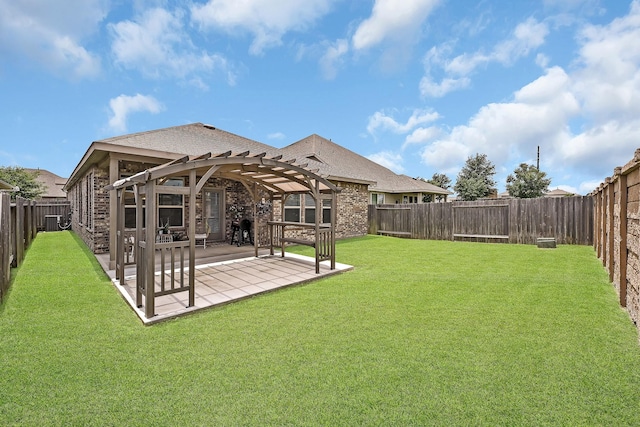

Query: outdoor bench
377;230;412;237
453;233;509;241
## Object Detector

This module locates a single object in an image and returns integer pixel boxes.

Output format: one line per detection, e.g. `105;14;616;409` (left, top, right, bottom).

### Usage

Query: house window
284;194;300;222
371;193;384;204
86;172;94;230
122;176;183;229
303;195;332;224
158;178;184;228
322;199;331;223
77;184;83;226
124;189;145;229
304;194;315;224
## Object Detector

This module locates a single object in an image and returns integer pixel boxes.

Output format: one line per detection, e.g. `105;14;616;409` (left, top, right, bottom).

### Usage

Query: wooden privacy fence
34;200;71;231
0;195;38;303
368;196;593;245
592;148;640;332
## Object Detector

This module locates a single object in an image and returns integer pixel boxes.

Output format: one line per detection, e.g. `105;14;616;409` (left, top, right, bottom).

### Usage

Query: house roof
545;188;575;197
280;134;451;195
26;168;67;198
65;123;280;190
99;122;279;157
66;123;450;195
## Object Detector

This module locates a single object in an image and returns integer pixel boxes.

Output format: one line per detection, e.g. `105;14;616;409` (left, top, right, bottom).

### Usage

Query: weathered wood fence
34;200;71;231
0;195;38;303
368;196;593;245
592;148;640;330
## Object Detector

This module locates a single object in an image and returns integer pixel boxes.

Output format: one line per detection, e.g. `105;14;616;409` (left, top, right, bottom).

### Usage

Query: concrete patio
96;244;352;324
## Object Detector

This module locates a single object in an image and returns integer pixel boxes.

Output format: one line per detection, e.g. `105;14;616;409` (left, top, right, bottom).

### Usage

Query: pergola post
331;190;337;270
145;179;156;318
115;188;125;283
135;184;144;308
314;181;321;274
188;169;196;307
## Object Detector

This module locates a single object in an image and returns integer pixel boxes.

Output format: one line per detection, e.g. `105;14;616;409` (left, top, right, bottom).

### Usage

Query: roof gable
281;134;450;194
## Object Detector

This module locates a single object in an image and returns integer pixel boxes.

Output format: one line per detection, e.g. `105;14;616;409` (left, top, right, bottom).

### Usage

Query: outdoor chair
194;233;207;249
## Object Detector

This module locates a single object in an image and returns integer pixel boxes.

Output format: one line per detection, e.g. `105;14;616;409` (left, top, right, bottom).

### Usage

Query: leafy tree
419;173;451;202
454;153;496;201
0;166;45;200
506;163;551;198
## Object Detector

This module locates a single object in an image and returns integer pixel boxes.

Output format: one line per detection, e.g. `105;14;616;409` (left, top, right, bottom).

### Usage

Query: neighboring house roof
280;134;451;195
26;168;67;198
545;188;575;197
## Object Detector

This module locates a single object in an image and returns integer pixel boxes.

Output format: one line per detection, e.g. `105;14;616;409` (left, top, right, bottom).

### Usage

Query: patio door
203;189;224;241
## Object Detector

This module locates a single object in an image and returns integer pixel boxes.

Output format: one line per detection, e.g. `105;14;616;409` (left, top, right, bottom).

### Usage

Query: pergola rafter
106;152;340;318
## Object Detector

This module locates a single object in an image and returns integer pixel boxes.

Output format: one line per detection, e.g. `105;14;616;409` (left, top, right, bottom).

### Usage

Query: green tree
0;166;45;200
506;163;551;198
419;173;451;202
454;153;496;201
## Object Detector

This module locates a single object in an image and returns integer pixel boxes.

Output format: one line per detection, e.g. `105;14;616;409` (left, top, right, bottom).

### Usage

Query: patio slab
110;252;352;325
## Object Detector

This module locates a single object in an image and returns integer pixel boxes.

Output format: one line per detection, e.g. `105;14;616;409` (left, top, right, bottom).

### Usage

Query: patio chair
194;233;207;249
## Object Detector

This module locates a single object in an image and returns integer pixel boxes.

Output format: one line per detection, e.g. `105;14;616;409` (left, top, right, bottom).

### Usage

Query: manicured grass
2;231;640;425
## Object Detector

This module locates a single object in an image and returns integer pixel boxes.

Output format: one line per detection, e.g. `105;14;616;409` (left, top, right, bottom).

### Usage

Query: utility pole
537;146;540;170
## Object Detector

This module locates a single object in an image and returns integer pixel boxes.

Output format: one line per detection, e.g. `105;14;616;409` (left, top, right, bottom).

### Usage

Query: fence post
0;193;10;302
617;169;627;307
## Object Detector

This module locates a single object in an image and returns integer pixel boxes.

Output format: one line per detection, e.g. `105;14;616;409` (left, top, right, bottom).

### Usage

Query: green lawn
1;231;640;426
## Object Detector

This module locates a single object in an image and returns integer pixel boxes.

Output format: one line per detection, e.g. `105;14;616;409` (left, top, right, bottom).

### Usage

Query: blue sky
1;0;639;195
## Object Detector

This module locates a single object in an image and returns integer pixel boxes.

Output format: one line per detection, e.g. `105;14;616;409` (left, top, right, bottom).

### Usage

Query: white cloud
420;139;470;175
419;76;470;98
108;94;164;132
0;0;104;78
366;151;405;173
367;109;440;135
420;66;579;176
352;0;440;51
267;132;286;140
190;0;336;55
421;17;549;97
403;126;442;149
109;7;233;86
320;39;349;80
572;1;640;123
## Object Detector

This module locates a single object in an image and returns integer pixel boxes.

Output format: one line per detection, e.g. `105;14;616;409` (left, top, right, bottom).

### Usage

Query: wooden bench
280;237;316;248
453;233;509;241
377;230;412;237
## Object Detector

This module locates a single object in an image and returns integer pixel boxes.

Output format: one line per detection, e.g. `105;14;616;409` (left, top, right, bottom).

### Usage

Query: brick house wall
67;159;369;254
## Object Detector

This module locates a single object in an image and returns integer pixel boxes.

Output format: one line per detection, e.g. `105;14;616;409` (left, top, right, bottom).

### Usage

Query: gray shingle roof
26;168;67;198
99;123;280;157
280;134;451;195
71;123;450;195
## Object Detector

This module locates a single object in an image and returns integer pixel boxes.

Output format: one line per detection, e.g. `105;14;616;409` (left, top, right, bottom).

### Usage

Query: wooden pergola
106;151;340;318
